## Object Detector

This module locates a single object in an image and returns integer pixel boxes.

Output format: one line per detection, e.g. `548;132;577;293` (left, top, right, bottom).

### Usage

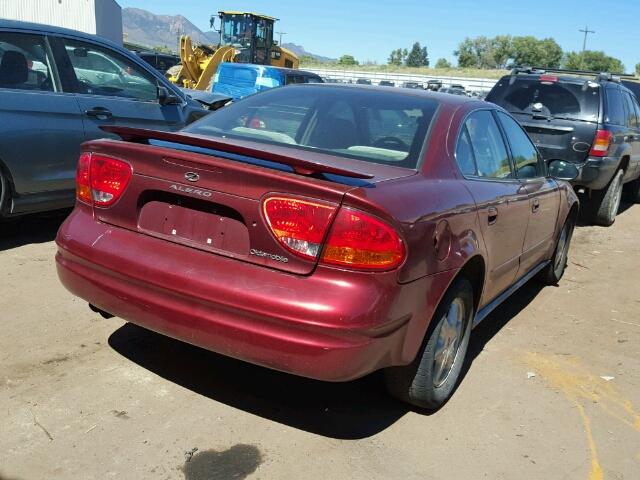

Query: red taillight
590;129;612;157
539;75;558;83
321;208;405;270
262;196;406;270
263;196;337;260
76;152;92;204
75;152;132;207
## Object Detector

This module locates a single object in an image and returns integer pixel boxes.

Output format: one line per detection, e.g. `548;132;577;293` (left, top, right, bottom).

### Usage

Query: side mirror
158;85;182;106
548;159;579;181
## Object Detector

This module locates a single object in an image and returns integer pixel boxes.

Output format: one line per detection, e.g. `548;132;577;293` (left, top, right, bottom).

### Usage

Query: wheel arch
455;255;486;314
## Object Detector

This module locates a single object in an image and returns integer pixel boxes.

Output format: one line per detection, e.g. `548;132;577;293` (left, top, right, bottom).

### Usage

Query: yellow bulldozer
169;11;300;90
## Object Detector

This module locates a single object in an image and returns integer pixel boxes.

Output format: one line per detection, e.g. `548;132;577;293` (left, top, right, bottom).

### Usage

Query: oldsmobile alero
56;84;579;408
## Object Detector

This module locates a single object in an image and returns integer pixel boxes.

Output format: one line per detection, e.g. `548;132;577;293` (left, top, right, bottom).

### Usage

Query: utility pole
579;26;595;53
276;31;286;45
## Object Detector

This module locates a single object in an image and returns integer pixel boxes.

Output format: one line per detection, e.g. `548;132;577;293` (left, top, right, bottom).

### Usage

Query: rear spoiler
100;126;375;179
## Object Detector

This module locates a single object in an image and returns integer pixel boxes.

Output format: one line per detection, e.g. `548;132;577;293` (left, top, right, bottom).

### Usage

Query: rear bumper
572;156;620;190
56;208;455;382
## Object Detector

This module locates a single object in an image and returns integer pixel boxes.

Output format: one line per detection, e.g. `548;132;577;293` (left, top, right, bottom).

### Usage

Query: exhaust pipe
89;303;114;319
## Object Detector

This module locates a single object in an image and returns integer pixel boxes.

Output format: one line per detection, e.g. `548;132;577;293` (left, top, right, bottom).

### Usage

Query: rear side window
622;92;639;128
456;110;512;179
605;88;625;125
0;32;55;92
487;77;600;122
186;85;439;168
497;112;543;178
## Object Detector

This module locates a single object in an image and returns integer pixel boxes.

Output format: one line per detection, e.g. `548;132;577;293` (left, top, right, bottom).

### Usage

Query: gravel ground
1;203;639;480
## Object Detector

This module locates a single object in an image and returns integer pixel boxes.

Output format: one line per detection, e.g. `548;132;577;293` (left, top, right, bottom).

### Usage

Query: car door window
497;111;544;179
463;110;513;179
0;32;55;91
61;38;158;102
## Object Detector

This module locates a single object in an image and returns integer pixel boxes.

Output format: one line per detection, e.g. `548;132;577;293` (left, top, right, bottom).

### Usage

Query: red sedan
56;85;579;408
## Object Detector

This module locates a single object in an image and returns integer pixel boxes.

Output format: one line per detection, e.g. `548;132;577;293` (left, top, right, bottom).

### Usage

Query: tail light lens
263;196;406;271
75;152;132;207
321;208;405;270
590;129;613;157
263;197;337;260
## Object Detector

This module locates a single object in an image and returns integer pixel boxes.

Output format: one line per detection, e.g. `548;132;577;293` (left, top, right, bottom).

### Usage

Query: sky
119;0;640;71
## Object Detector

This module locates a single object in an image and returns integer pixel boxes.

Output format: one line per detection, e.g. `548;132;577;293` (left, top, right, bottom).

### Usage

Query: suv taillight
76;152;132;207
263;196;406;271
589;129;613;157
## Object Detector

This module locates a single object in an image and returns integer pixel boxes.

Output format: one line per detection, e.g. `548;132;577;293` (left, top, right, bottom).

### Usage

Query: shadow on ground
0;210;70;251
108;278;544;439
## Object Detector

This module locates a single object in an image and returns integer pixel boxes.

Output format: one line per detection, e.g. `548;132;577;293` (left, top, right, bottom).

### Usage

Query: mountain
281;43;334;63
122;8;213;50
122;8;332;62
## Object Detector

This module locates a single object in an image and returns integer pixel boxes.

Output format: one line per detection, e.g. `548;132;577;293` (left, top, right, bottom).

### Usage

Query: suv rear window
487;77;600;123
186;85;439;168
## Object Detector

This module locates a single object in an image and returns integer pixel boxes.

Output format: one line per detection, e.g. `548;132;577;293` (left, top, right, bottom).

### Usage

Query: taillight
76;152;92;204
263;196;337;260
75;152;132;207
590;129;612;157
539;75;558;83
321;208;405;270
262;197;406;270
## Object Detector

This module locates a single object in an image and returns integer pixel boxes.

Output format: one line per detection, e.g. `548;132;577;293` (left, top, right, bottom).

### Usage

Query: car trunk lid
82;127;415;275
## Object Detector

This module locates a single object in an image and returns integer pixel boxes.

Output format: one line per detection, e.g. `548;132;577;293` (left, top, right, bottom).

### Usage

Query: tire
585;169;624;226
623;177;640;203
383;277;474;409
538;215;575;286
0;169;8;217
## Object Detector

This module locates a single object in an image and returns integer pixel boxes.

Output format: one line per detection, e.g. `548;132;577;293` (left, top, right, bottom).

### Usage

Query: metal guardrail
306;67;500;93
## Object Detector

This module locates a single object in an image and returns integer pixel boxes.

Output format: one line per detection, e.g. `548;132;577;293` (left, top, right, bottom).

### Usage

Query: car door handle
85;107;113;120
488;207;498;225
532;199;540;213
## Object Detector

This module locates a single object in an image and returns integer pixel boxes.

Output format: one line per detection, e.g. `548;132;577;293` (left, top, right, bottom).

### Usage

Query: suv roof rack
510;66;638;82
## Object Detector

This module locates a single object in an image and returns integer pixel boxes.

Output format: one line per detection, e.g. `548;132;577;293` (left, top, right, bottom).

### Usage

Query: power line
276;31;286;45
579;26;595;53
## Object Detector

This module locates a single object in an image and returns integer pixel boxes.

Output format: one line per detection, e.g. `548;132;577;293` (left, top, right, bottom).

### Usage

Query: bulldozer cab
217;12;275;65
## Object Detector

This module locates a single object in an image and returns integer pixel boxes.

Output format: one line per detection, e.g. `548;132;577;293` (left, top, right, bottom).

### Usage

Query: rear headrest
0;51;28;86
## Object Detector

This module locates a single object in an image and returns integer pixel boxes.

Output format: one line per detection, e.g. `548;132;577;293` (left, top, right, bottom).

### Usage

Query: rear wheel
383;277;474;409
585;169;623;226
539;216;575;286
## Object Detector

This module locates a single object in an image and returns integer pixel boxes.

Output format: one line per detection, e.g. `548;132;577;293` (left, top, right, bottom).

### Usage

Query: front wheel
383;277;474;409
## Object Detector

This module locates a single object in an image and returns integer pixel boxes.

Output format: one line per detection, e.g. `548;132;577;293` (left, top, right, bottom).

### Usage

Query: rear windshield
487;77;600;122
184;85;439;169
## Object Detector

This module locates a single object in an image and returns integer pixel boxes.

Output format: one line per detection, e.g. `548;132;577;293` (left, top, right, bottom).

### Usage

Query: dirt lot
1;203;639;480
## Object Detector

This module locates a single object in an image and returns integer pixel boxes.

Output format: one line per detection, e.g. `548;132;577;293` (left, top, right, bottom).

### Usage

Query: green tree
299;55;316;65
435;58;452;69
511;36;562;68
565;51;624;72
634;62;640;76
454;36;496;69
405;42;429;67
491;35;513;69
388;48;404;66
152;45;173;54
337;54;359;66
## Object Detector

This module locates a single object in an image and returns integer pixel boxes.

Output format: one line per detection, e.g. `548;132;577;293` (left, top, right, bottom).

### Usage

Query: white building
0;0;123;44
